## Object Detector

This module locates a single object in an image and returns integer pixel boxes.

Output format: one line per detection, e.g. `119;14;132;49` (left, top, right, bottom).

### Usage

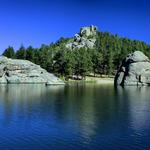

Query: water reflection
0;84;149;149
116;86;150;133
0;84;65;126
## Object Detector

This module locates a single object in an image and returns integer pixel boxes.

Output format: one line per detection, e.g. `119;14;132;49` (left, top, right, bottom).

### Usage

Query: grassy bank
65;76;114;84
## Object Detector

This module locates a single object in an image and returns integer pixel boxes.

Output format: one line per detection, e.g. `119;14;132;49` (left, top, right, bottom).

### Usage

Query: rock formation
115;51;150;86
66;25;98;49
0;56;64;85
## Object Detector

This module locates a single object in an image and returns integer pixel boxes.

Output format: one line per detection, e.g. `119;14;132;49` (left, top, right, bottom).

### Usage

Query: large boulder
66;25;97;50
0;56;64;85
114;51;150;86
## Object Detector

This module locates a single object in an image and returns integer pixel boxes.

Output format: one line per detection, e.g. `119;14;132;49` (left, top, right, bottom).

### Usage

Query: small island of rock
115;51;150;86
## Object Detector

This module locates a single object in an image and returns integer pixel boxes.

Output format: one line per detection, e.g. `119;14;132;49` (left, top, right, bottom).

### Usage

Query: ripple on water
0;84;149;150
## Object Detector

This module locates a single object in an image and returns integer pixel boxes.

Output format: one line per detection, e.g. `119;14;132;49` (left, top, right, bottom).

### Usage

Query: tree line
2;31;150;80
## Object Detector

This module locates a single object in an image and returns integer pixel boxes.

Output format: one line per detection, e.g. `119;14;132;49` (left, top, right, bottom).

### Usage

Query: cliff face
0;56;64;85
66;25;98;50
115;51;150;86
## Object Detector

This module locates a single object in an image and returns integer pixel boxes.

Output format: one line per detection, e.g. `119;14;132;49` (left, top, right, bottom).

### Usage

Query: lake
0;83;150;150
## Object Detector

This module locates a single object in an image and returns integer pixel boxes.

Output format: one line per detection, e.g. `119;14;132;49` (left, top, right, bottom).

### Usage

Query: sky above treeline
0;0;150;52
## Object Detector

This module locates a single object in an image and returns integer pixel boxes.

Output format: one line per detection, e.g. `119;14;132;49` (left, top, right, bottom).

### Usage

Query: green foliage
53;50;66;76
26;46;35;61
16;45;26;59
90;49;103;76
73;48;93;79
2;46;15;58
2;31;150;80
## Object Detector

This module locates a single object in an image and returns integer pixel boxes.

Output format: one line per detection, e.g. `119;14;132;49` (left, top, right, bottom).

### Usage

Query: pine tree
16;45;26;59
2;46;15;58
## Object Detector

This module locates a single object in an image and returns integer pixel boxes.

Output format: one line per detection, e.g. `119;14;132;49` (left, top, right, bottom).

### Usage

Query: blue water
0;84;150;150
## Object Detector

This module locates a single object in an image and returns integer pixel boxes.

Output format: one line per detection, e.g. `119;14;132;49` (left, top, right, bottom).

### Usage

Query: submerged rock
115;51;150;86
66;25;97;50
0;56;64;85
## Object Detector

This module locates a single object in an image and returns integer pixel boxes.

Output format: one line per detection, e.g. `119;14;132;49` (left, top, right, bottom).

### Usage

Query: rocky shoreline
0;56;64;85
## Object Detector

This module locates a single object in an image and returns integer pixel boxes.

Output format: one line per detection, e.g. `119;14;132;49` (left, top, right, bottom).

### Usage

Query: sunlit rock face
66;25;98;50
115;51;150;86
0;56;64;85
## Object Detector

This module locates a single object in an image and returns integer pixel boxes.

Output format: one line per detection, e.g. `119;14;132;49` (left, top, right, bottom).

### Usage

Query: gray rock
0;56;64;85
126;51;149;62
115;51;150;86
66;25;98;50
80;25;97;37
0;75;7;84
74;34;81;42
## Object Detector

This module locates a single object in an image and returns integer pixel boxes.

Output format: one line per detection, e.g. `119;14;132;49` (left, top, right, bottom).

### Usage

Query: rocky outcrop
66;25;97;50
115;51;150;86
0;56;64;85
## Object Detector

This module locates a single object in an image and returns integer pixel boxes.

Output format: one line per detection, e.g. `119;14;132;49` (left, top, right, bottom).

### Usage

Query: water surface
0;84;150;150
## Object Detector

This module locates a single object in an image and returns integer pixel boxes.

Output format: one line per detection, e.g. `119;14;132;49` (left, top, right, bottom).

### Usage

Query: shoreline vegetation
2;26;150;83
67;77;114;84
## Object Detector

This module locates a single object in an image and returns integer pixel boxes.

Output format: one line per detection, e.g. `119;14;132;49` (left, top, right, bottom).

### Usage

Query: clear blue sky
0;0;150;52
